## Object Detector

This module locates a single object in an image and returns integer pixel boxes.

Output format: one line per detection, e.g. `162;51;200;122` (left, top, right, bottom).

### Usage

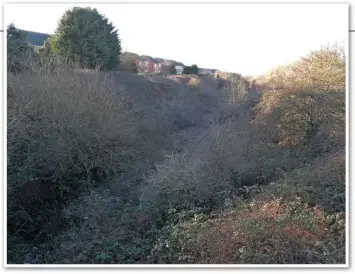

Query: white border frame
2;1;350;268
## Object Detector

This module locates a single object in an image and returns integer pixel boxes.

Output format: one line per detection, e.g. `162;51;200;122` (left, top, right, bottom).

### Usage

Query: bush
48;7;121;70
149;199;345;264
7;65;182;260
260;152;345;213
183;64;199;75
222;73;249;104
277;91;345;150
139;151;233;218
253;91;344;154
7;23;33;74
120;53;138;74
259;44;345;93
188;77;200;88
139;100;296;224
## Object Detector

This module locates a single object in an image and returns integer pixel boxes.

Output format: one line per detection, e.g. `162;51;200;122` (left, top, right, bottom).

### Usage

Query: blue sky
5;3;348;76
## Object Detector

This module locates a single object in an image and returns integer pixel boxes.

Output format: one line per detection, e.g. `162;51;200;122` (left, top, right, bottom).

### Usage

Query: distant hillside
19;29;51;47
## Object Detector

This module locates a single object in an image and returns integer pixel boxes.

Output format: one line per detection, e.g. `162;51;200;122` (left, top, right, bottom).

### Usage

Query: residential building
174;62;185;74
154;63;163;73
139;55;157;73
126;52;186;74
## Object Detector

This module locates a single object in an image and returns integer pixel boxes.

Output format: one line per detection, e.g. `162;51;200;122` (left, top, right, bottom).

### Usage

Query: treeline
8;7;122;73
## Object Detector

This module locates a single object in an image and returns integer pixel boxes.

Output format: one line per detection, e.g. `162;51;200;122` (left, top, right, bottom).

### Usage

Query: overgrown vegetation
7;16;345;264
7;23;34;74
120;52;138;74
255;44;345;93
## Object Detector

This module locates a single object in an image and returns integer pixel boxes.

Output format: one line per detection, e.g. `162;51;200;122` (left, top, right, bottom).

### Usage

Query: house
19;29;51;47
174;62;185;74
154;63;163;73
154;59;185;74
129;52;186;74
154;58;165;63
139;55;157;73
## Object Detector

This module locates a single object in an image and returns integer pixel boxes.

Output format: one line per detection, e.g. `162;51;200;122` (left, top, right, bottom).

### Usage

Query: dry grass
168;75;193;84
188;77;201;88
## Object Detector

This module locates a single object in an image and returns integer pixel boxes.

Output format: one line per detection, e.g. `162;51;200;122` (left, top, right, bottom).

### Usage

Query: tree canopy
49;7;121;70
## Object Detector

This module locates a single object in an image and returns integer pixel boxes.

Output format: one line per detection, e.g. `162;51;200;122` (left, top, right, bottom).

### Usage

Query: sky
4;3;349;76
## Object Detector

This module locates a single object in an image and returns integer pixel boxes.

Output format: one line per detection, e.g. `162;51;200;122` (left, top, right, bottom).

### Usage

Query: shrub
222;73;249;104
260;152;345;213
48;7;121;70
7;66;148;254
149;199;345;264
139;151;232;218
139;101;297;225
183;64;199;75
252;44;345;154
276;91;345;150
7;23;33;74
253;90;344;153
259;44;345;93
120;54;138;74
188;77;200;88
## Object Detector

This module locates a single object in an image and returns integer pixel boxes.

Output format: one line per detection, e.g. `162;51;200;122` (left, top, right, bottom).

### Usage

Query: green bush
7;23;33;74
48;7;121;70
183;64;199;75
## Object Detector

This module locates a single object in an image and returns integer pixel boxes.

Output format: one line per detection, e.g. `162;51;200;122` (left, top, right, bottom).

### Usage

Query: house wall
148;62;155;73
155;63;162;73
134;58;185;74
175;66;184;74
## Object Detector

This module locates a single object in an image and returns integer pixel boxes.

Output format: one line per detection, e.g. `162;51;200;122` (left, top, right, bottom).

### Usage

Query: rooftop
19;29;51;46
